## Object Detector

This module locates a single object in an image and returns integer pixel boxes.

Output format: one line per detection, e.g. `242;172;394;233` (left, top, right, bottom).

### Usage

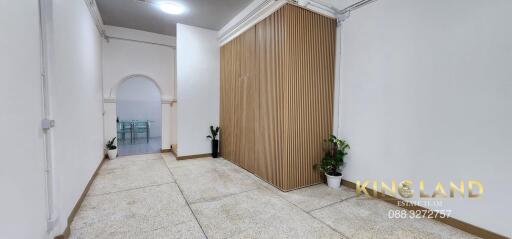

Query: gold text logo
355;180;484;198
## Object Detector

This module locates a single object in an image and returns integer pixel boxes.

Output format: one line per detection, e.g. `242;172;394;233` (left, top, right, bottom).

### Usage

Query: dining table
117;120;150;144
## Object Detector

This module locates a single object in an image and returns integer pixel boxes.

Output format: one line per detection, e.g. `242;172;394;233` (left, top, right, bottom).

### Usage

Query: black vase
211;139;219;158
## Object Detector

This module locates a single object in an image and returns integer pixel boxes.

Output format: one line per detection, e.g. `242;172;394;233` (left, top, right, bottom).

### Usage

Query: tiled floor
70;153;478;239
118;137;161;156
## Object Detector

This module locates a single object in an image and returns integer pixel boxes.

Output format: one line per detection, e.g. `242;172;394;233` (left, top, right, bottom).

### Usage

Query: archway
116;75;162;156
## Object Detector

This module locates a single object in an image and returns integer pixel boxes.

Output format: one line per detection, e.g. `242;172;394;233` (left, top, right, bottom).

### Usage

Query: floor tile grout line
163;156;265;205
171;156;352;239
87;182;176;197
188;188;260;205
306;195;357;239
307;212;351;239
71;156;176;236
163;155;350;238
162;155;209;239
88;156;173;198
263;185;352;239
219;158;354;238
146;220;190;234
307;195;359;213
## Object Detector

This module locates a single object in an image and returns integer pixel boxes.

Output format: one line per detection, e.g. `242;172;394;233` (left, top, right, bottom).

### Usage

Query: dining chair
133;121;150;143
118;121;134;144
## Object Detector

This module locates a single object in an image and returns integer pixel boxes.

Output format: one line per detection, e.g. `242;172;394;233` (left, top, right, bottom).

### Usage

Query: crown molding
218;0;286;46
103;97;116;103
83;0;105;38
103;97;177;105
217;0;340;46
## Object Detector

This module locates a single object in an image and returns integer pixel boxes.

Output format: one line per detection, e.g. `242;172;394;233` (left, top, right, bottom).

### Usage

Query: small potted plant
314;134;350;189
106;137;118;160
206;126;220;158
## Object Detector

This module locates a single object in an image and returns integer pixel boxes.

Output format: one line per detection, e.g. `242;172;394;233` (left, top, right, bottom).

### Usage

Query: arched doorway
116;75;162;156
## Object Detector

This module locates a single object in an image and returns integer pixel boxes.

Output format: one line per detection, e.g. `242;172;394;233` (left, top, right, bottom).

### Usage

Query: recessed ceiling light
158;1;185;15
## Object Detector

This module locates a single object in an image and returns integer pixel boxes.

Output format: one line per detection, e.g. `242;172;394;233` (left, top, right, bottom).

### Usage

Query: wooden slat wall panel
282;5;336;190
220;4;336;191
220;36;240;162
220;27;257;172
238;28;257;172
255;9;286;186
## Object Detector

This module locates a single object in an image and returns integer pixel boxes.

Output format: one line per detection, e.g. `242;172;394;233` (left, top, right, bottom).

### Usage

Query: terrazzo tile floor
70;153;478;239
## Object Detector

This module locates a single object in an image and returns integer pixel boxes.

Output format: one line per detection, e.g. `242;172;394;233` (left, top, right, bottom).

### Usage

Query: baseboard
176;153;211;160
161;145;177;157
341;179;508;239
171;144;177;157
54;157;106;239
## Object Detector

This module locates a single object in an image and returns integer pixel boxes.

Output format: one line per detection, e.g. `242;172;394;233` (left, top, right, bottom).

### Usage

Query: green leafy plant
106;137;117;150
206;126;220;140
313;134;350;176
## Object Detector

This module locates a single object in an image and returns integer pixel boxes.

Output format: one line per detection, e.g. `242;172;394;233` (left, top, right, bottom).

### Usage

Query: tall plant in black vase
207;126;220;158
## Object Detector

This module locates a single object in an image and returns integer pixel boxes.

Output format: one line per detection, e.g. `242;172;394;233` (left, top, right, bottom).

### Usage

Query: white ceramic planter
107;149;117;160
325;173;342;189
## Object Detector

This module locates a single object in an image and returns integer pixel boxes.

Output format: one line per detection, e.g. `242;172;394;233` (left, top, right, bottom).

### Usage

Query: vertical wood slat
220;4;336;191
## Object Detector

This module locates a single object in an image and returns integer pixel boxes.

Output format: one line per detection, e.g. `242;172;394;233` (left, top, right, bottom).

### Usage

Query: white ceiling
96;0;253;36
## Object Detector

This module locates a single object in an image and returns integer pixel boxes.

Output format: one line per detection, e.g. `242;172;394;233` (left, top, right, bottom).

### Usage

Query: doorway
116;76;162;156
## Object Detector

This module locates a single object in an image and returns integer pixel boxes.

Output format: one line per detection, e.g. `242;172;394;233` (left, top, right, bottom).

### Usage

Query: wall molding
103;97;116;103
170;144;177;156
341;179;508;239
292;0;337;17
103;25;176;47
218;0;340;46
161;144;176;155
218;0;286;45
82;0;105;37
103;97;176;105
176;153;211;160
161;97;177;105
105;36;176;48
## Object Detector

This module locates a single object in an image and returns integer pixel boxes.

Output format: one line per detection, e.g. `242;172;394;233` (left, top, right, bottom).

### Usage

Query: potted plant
206;126;220;158
106;137;118;160
313;134;350;189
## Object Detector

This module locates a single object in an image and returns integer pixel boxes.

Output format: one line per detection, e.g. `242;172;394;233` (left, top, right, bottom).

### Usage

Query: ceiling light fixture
157;1;185;15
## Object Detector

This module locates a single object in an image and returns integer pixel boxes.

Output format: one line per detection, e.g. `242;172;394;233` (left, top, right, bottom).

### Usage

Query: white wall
177;24;220;156
1;0;104;237
102;26;177;150
47;0;104;235
117;76;162;137
336;0;512;236
0;0;48;238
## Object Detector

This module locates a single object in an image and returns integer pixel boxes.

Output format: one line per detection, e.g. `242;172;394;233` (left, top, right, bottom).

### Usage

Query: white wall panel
337;0;512;236
176;24;220;157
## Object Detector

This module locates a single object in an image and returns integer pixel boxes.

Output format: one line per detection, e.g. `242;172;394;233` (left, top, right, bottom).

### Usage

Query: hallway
69;154;477;239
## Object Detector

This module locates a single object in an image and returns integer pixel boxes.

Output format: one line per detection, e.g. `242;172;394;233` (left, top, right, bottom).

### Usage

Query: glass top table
117;120;150;144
